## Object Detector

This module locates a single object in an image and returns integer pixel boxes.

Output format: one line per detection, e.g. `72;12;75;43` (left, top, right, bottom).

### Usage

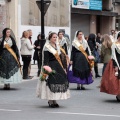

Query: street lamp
36;0;51;48
36;0;51;76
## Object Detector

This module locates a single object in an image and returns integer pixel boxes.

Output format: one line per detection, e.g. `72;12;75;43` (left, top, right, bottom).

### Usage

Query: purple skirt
67;65;93;84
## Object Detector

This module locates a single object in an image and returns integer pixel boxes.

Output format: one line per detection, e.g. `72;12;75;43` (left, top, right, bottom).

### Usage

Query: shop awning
71;8;118;17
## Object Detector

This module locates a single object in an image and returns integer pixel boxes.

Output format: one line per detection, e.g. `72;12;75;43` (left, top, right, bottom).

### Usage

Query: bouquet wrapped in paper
40;66;56;81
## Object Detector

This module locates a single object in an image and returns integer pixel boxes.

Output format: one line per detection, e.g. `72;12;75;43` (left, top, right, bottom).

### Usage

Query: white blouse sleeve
26;39;34;50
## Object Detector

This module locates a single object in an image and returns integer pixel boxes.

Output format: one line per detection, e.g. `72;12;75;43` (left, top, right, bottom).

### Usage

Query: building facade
0;0;120;42
0;0;18;38
71;0;120;40
0;0;70;46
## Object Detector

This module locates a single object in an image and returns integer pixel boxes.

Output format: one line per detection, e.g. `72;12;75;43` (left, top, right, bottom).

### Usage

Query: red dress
100;60;120;95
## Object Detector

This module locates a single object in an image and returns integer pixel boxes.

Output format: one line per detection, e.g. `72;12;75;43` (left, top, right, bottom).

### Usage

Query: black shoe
95;74;101;78
48;102;55;108
54;103;59;108
81;86;86;90
3;84;10;90
116;96;120;102
77;87;80;90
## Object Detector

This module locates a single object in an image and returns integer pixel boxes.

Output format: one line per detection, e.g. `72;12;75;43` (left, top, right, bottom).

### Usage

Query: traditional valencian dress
0;37;22;84
70;38;93;84
58;37;68;55
36;41;70;100
100;42;120;96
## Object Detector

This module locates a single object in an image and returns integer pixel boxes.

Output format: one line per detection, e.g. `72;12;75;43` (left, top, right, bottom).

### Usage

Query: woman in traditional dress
58;31;68;55
36;32;70;108
70;30;93;90
0;28;22;90
100;32;120;102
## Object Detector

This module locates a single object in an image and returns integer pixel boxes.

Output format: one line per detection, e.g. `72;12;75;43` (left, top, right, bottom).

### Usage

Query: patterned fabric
36;80;70;100
0;49;19;79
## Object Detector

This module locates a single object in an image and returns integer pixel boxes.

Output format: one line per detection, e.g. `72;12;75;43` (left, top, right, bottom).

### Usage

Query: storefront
71;0;118;39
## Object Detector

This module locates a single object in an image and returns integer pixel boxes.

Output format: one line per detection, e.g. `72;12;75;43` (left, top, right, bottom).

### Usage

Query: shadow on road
0;88;20;91
103;99;119;104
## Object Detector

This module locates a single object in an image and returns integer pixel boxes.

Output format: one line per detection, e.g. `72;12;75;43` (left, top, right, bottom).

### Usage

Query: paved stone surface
0;64;120;120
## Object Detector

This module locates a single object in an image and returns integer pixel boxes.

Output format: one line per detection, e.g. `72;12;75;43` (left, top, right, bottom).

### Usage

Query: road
0;64;120;120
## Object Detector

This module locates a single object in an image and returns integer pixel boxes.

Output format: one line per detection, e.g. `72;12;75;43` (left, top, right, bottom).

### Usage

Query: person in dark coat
88;33;101;78
96;33;101;44
33;34;42;76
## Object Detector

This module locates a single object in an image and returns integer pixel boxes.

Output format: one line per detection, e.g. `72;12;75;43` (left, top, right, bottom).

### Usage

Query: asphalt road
0;65;120;120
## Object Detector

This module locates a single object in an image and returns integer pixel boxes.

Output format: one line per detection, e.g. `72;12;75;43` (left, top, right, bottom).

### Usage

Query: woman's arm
26;39;34;50
71;46;75;61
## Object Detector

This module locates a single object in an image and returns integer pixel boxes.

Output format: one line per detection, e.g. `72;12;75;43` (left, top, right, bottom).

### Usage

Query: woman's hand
37;46;40;49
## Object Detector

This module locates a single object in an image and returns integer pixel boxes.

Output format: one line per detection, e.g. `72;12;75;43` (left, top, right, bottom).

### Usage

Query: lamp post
36;0;51;49
36;0;51;76
41;0;45;40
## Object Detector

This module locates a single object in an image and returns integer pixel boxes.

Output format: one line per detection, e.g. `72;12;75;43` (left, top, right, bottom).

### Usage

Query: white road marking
0;109;21;112
47;112;120;118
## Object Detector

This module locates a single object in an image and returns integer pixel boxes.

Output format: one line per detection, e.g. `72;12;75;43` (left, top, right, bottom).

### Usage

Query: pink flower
43;66;52;73
88;55;95;60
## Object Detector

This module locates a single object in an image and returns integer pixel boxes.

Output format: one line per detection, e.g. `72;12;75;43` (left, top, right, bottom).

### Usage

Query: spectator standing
21;31;35;79
33;34;42;76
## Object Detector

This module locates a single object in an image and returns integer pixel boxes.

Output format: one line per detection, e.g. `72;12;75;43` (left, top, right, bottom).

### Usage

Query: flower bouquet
88;55;95;68
40;66;56;81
